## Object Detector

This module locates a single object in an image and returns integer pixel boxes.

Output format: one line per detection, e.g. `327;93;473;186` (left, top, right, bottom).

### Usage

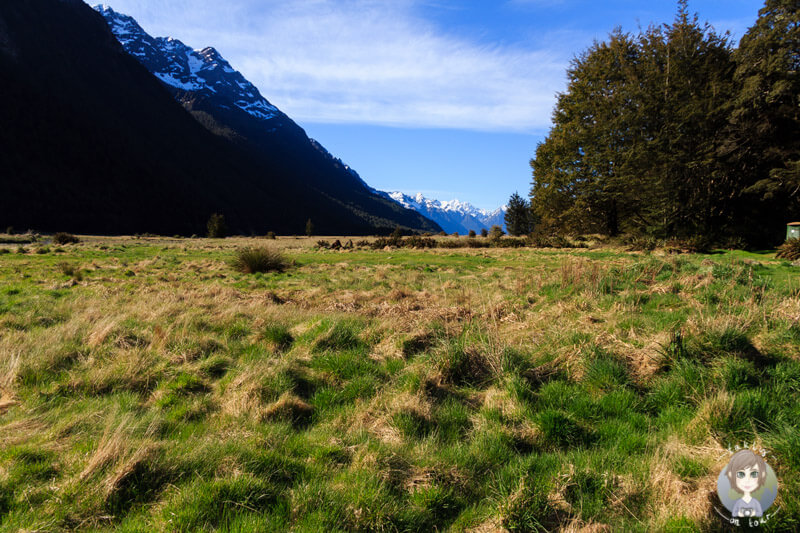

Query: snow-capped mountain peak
94;4;279;121
383;192;507;234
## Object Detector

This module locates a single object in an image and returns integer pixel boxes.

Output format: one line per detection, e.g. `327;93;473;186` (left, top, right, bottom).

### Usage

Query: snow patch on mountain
94;4;278;122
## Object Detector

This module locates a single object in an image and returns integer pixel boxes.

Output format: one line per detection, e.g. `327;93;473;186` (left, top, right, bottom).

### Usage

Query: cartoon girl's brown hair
725;449;767;494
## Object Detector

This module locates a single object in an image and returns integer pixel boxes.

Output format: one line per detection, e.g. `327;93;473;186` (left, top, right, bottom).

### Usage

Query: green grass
0;236;798;531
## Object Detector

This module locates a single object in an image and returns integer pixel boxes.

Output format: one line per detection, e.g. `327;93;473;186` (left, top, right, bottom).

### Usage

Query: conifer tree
505;192;532;236
721;0;800;241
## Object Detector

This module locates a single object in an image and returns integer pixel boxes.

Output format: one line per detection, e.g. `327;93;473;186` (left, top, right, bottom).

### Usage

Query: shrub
52;232;79;245
265;231;276;240
207;213;228;238
5;226;15;235
468;230;476;238
777;238;800;260
488;225;504;241
57;262;83;281
231;247;288;274
480;228;488;237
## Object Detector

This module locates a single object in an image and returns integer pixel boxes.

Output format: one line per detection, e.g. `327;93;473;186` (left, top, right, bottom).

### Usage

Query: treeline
529;0;799;247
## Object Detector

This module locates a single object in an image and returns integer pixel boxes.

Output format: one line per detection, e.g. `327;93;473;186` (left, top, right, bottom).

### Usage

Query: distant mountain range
0;0;440;235
380;192;507;234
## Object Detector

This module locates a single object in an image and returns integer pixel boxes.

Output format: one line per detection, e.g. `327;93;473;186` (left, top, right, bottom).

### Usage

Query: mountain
382;192;507;234
0;0;439;236
93;4;439;235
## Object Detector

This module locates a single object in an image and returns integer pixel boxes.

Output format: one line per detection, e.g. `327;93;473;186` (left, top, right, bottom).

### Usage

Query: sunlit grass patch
1;238;798;530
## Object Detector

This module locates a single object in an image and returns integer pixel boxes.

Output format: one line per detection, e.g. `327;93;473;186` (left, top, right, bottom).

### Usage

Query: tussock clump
401;332;436;357
262;393;314;427
230;247;288;274
52;232;80;245
263;323;294;351
435;345;492;387
777;238;800;260
312;321;365;353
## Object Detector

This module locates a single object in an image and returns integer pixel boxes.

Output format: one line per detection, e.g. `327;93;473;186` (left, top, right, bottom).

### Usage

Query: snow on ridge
383;191;507;234
94;5;280;122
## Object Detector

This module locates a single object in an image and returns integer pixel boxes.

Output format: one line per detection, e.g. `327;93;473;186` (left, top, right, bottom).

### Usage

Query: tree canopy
530;0;800;246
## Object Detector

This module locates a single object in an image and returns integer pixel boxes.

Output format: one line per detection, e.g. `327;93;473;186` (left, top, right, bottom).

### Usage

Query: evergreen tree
531;3;736;239
721;0;800;242
505;192;532;236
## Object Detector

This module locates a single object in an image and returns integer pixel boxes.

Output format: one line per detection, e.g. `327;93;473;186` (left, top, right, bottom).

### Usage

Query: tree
305;218;314;237
488;225;505;241
530;4;736;239
505;192;533;236
468;229;476;238
207;213;227;238
480;228;488;237
721;0;800;243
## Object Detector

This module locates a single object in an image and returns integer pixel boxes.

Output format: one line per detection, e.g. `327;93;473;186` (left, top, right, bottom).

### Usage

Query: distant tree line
529;0;799;247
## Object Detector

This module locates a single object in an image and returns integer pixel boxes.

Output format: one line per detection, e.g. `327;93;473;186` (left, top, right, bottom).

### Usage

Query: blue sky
92;0;764;210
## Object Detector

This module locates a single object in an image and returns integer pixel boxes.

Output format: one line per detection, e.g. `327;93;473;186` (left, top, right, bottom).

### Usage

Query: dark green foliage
504;192;533;236
721;0;800;243
206;213;227;238
480;228;488;237
305;218;314;237
777;238;800;260
530;1;798;246
52;232;79;244
231;247;288;274
468;229;476;238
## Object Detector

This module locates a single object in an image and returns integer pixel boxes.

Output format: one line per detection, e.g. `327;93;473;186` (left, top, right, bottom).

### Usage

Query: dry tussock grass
262;392;313;425
647;435;728;524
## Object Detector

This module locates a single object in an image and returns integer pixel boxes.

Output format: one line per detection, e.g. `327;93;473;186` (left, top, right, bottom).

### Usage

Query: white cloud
95;0;569;132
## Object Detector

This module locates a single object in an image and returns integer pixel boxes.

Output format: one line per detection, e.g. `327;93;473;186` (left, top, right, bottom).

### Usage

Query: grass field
1;235;799;532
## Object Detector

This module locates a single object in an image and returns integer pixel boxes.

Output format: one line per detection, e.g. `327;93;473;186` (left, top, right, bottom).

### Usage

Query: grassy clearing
0;235;798;531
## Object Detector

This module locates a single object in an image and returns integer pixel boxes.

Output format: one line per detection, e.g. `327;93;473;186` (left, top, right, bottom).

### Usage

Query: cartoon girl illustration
724;449;767;518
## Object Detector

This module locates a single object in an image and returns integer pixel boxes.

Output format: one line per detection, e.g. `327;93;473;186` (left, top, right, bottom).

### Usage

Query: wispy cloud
95;0;570;132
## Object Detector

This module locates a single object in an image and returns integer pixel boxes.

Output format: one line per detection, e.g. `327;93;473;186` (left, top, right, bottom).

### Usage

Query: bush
231;247;288;274
488;225;505;241
5;226;15;235
265;231;276;240
57;262;82;281
777;238;800;260
468;230;476;238
52;232;79;245
207;213;228;238
480;228;488;237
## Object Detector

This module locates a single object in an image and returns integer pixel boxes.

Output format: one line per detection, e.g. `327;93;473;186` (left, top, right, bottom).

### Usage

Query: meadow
0;235;799;532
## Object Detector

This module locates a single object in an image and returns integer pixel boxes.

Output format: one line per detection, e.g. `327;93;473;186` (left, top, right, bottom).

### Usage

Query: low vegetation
777;238;800;261
0;235;798;531
231;246;288;274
